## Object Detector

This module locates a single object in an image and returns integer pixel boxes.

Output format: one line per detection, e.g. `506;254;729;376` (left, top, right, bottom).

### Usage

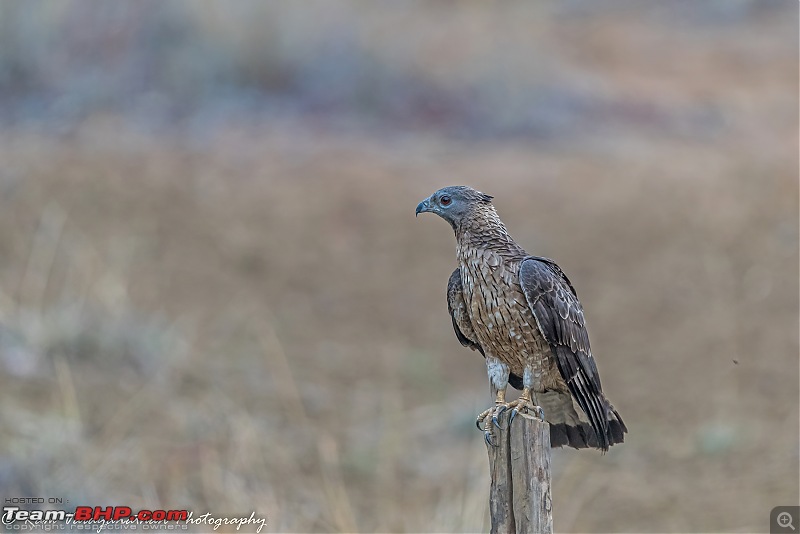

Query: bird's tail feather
549;409;626;450
538;391;626;450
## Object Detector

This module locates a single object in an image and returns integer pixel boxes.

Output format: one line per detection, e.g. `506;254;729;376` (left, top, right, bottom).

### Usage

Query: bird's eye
440;195;452;206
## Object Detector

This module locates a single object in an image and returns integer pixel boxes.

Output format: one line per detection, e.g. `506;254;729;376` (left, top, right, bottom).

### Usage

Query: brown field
0;3;797;533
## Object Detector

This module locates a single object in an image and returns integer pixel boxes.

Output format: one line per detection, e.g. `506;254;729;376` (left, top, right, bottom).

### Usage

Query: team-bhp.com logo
2;506;188;524
2;505;268;532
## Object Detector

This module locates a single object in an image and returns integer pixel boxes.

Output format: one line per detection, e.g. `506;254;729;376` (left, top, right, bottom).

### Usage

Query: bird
416;186;626;451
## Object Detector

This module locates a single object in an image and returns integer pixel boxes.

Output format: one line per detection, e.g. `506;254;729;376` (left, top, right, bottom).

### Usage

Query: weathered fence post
487;411;552;534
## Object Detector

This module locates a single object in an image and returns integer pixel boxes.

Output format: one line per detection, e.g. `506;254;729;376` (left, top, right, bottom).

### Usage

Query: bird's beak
415;197;432;217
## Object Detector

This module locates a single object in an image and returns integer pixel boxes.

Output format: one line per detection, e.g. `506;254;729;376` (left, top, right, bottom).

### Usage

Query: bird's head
415;185;494;230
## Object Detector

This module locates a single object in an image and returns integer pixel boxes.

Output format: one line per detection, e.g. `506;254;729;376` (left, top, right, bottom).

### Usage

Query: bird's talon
536;406;545;421
509;408;518;425
491;405;507;429
491;415;503;429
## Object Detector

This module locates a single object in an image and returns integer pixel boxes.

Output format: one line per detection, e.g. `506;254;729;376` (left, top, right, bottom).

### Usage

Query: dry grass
0;3;797;533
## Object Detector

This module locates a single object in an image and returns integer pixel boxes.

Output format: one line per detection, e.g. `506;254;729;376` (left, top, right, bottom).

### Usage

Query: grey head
415;185;494;230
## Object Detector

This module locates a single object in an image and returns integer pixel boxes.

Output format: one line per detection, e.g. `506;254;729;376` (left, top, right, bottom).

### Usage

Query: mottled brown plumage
417;186;626;451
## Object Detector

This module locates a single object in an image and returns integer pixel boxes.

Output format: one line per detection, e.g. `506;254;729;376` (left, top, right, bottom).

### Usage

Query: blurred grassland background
0;1;797;532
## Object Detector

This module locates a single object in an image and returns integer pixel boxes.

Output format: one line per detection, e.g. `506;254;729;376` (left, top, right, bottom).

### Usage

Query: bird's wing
447;269;523;390
518;256;617;450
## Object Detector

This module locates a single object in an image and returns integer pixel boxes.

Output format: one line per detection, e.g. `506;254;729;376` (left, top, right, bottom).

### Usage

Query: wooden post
487;411;552;534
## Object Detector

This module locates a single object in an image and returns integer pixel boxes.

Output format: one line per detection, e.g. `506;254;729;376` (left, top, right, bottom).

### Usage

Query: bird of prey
416;186;626;450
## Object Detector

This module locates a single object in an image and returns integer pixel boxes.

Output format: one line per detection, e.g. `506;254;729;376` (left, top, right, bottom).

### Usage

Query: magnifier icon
778;512;796;531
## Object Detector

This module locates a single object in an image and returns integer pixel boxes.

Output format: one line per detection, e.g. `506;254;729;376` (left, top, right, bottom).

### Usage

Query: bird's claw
505;397;544;424
535;405;545;422
492;405;507;429
491;415;502;429
476;403;509;447
477;400;544;446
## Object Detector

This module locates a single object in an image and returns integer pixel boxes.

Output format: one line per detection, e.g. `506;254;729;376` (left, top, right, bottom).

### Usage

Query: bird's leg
506;387;544;424
476;357;512;446
475;388;510;446
507;368;545;424
476;388;506;427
